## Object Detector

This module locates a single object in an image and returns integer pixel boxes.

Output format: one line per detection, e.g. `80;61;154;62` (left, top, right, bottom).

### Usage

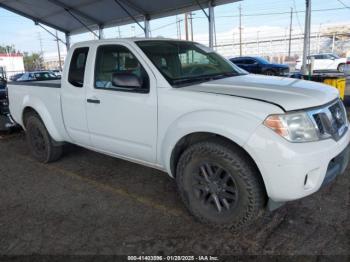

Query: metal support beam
208;2;215;48
35;22;66;46
65;33;71;51
64;8;99;38
144;18;150;38
114;0;145;32
99;25;104;39
301;0;311;75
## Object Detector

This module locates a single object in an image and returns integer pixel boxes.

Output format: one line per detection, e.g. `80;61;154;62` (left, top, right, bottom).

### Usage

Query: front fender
22;95;65;142
159;109;263;176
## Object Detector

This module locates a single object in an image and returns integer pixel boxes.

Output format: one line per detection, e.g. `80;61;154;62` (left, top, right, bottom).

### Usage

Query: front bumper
244;124;350;202
322;143;350;186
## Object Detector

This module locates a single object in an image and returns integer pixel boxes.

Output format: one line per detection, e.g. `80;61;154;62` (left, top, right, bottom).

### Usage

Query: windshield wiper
173;72;239;86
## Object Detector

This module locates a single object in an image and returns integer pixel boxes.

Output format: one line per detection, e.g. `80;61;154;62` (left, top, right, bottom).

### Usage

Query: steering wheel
188;66;206;75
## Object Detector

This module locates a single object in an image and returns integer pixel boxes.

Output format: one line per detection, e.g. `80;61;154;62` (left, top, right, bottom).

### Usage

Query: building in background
43;52;66;71
0;53;25;78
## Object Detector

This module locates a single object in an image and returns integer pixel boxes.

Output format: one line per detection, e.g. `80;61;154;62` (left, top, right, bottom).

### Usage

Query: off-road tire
176;138;266;229
338;63;345;73
25;113;62;163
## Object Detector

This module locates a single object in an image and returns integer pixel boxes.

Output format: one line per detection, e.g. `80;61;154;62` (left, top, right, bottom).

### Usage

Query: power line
336;0;350;9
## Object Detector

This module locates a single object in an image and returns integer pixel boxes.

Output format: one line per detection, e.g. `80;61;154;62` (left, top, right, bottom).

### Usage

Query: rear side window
68;47;89;87
244;59;257;64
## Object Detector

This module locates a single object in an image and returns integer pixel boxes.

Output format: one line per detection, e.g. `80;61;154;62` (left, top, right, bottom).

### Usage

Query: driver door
85;44;157;163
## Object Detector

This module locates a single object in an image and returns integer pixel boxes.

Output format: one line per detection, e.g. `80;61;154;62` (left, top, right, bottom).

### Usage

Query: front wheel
338;63;345;73
176;138;266;229
25;114;63;163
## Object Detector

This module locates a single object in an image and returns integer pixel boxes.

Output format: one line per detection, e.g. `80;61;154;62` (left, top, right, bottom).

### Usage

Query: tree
23;52;44;71
0;45;17;54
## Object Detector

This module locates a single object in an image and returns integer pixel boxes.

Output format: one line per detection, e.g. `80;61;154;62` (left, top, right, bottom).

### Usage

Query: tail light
346;60;350;64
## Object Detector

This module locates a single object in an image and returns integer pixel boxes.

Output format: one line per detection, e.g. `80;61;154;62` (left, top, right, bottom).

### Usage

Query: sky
0;0;349;57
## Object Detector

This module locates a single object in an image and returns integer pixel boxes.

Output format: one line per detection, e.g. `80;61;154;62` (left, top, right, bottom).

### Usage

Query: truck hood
182;74;339;111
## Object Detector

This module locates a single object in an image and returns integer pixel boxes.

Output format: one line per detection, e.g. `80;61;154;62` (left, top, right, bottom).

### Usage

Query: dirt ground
0;93;349;258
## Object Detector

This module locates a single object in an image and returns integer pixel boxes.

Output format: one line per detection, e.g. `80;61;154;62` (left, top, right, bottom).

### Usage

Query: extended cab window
95;45;149;92
68;47;89;87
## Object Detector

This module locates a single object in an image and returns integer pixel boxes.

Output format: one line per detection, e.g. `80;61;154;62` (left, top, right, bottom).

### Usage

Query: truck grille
309;99;348;141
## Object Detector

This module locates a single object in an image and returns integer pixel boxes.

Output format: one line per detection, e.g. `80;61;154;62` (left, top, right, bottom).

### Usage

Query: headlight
263;112;323;142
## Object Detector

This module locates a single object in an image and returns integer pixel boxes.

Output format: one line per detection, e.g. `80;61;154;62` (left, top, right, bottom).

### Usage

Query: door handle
87;98;100;104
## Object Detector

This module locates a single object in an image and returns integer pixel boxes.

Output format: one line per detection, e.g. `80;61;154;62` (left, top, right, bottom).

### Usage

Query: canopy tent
0;0;240;49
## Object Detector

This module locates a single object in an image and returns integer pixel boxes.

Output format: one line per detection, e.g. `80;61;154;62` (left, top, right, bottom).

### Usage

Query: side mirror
112;72;142;89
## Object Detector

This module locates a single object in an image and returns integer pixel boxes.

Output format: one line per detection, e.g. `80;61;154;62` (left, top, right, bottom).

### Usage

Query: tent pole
301;0;311;75
144;18;150;38
65;33;71;51
99;25;104;39
208;1;214;48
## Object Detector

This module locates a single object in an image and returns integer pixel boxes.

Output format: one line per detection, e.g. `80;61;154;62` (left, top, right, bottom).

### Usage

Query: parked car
0;70;18;131
9;73;24;82
17;71;60;82
295;53;347;72
51;69;62;77
8;39;350;228
229;56;289;76
344;57;350;78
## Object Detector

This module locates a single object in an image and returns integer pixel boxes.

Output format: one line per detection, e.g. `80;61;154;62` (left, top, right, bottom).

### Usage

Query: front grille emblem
308;99;348;141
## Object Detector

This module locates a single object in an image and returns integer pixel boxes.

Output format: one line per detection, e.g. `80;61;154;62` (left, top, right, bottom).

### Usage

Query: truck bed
8;79;69;141
9;79;61;88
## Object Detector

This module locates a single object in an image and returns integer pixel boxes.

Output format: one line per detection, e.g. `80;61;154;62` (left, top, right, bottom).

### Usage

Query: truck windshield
136;40;246;86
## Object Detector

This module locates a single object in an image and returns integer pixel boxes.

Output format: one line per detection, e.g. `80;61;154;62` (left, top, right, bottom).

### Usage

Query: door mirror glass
112;72;142;89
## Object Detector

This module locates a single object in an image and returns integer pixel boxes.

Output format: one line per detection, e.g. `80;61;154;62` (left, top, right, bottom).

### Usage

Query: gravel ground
0;87;349;257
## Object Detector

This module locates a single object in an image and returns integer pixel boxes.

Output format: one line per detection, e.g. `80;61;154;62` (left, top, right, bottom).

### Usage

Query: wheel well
170;132;268;202
170;133;260;177
22;107;40;127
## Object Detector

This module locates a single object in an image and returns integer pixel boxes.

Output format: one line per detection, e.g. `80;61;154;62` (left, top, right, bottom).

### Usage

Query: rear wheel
338;63;345;73
176;138;266;229
265;70;276;76
25;113;62;163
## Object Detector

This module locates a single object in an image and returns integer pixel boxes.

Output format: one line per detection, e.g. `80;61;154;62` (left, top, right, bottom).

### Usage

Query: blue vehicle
229;56;289;76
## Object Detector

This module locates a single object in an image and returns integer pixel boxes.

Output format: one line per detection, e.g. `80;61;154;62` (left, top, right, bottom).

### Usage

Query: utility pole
37;32;43;55
55;30;62;72
256;31;260;55
37;32;44;70
177;16;182;39
185;13;189;41
239;4;242;56
176;15;179;39
189;12;194;41
332;33;336;52
301;0;311;76
288;7;293;57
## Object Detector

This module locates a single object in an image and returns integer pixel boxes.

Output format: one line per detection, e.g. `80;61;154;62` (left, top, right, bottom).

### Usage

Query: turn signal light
263;115;289;137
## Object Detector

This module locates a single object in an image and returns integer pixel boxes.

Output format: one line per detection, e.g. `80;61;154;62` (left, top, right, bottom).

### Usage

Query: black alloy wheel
192;163;239;213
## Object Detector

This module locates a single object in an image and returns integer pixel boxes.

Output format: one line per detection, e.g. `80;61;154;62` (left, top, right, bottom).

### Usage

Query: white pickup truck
8;39;350;228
